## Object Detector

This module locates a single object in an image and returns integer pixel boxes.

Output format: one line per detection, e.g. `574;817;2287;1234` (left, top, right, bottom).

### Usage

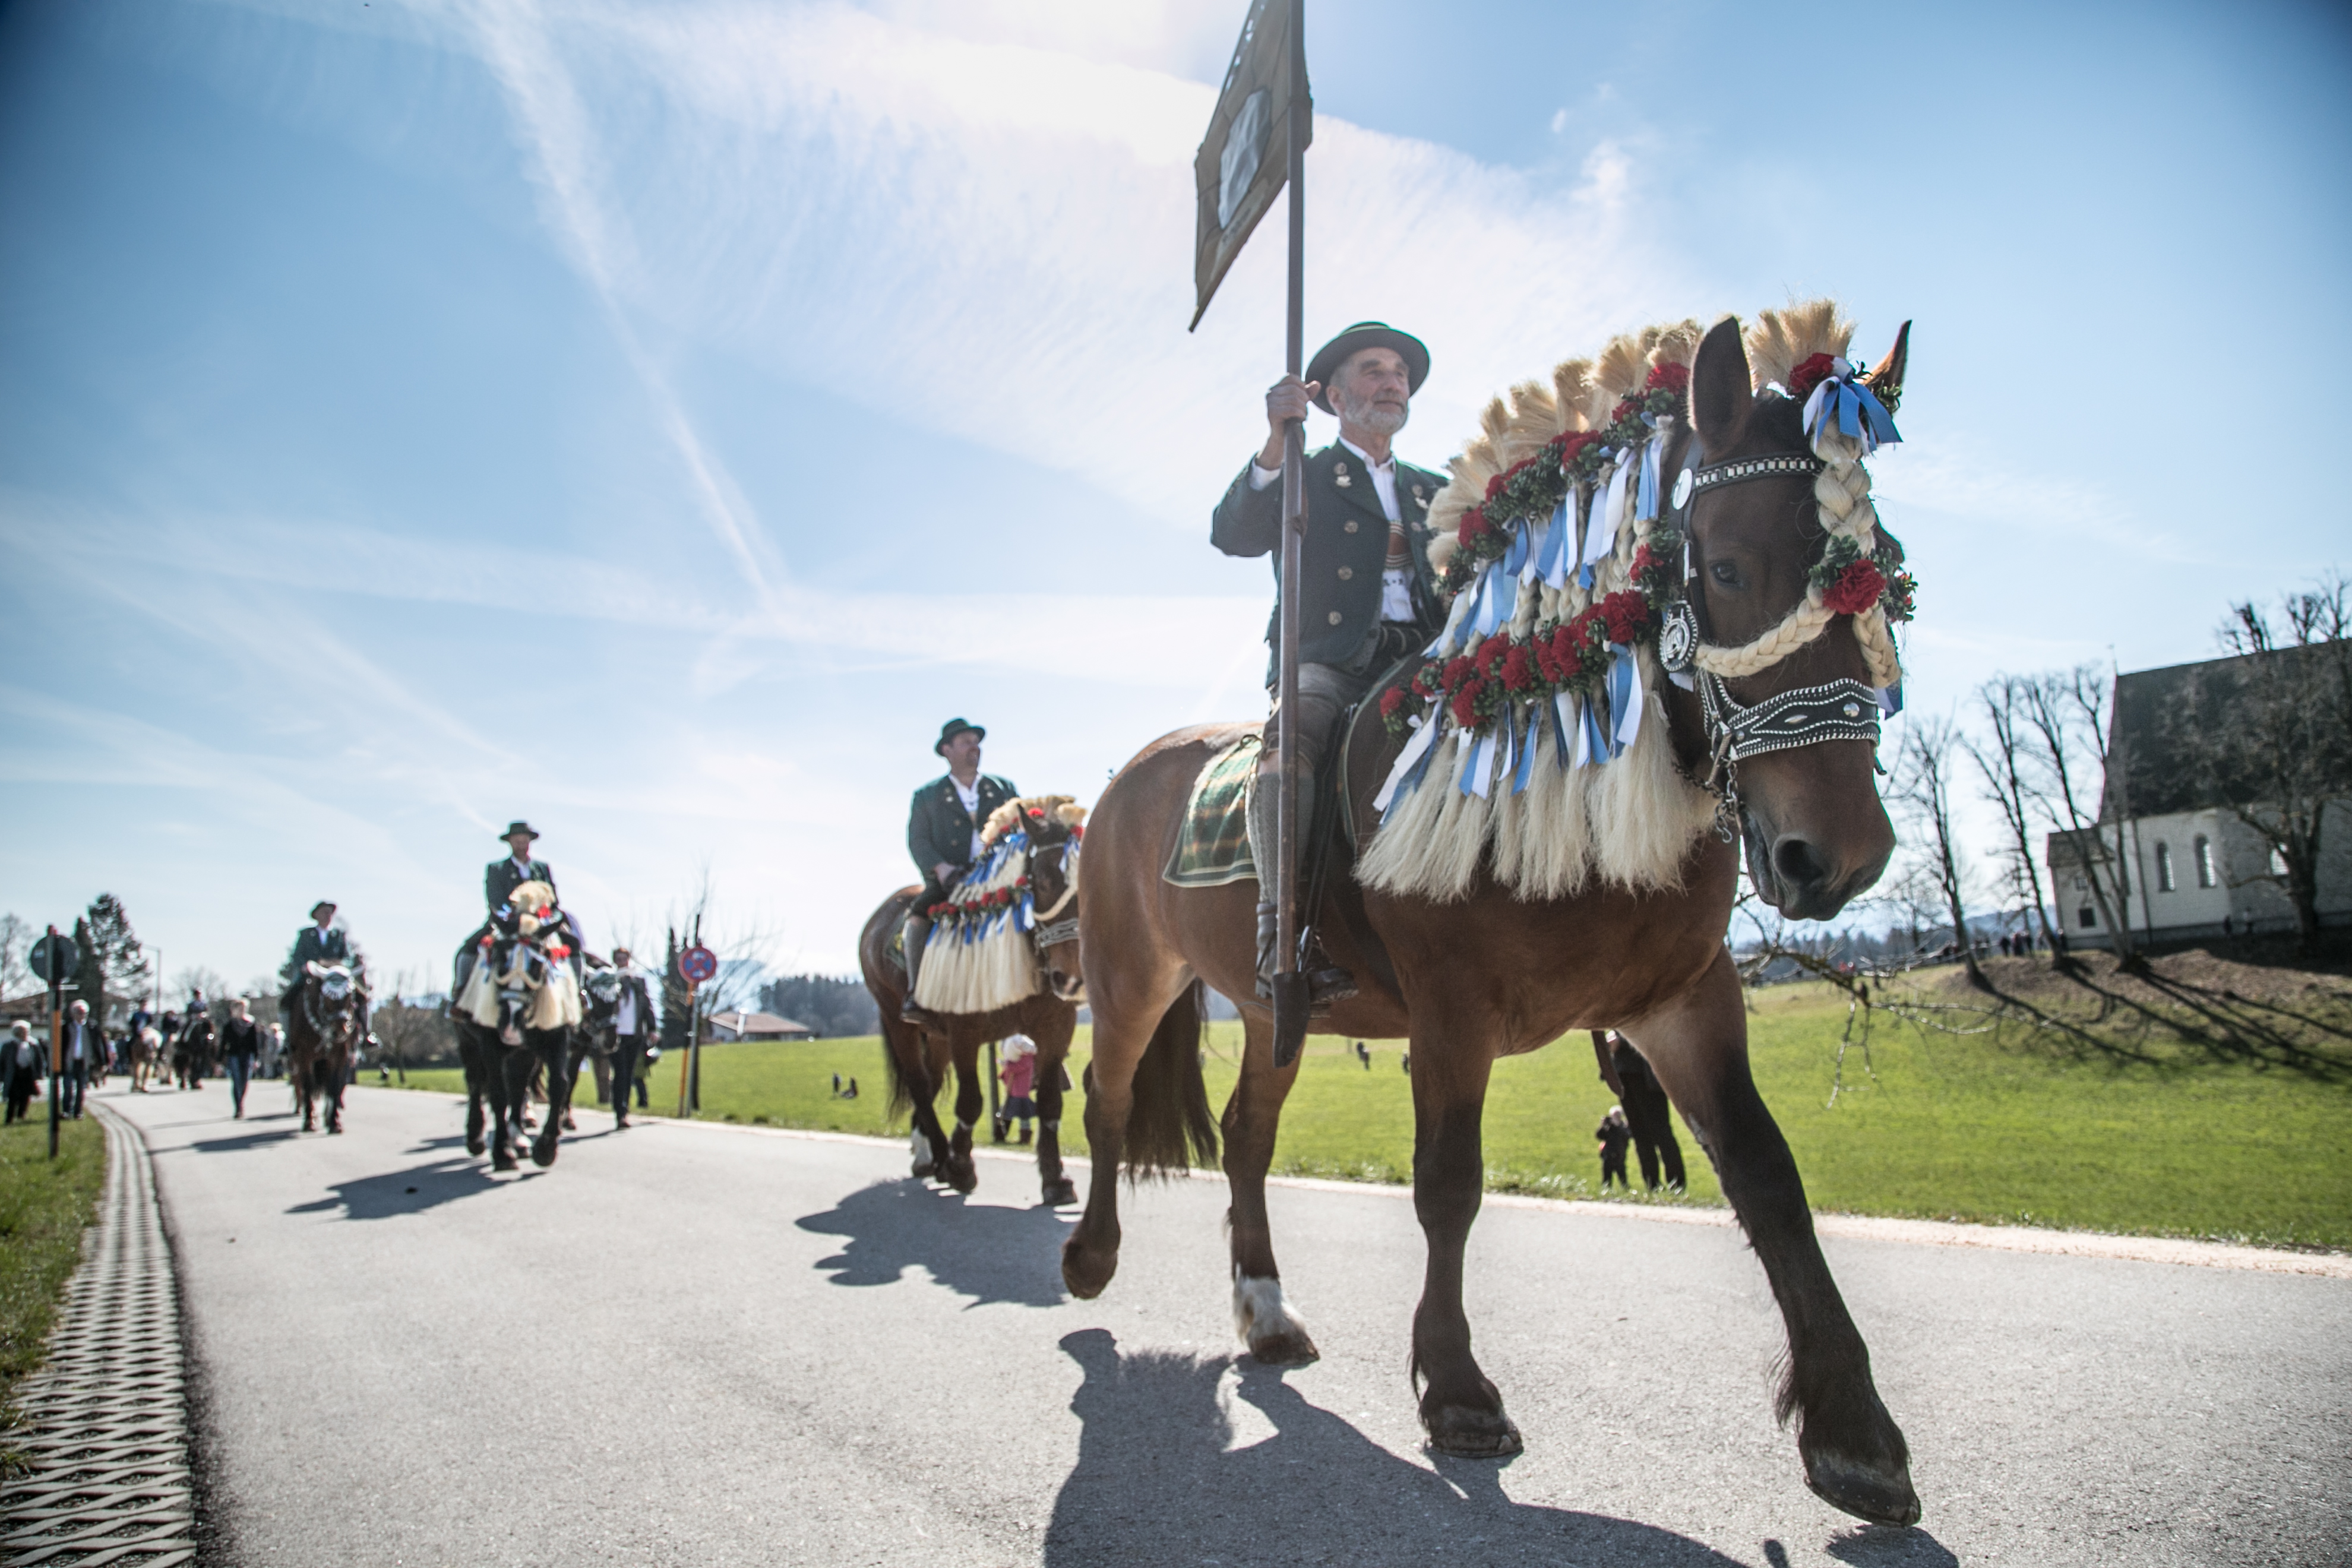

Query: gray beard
1338;391;1408;438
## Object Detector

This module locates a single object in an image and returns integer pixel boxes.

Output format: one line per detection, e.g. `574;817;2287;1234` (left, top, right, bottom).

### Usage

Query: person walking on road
3;1021;39;1124
1595;1105;1632;1193
996;1033;1038;1145
176;997;214;1090
219;997;263;1119
606;947;657;1130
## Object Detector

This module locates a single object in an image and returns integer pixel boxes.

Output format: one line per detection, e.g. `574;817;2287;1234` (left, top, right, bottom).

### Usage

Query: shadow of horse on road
1045;1329;1956;1568
795;1178;1073;1308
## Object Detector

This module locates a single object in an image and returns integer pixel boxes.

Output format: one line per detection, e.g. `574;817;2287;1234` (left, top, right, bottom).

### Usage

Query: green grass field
389;983;2352;1249
0;1114;107;1475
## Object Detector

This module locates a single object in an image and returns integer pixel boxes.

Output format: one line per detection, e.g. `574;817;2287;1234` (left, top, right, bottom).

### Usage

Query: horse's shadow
795;1178;1072;1308
285;1156;515;1220
186;1126;303;1155
1045;1329;1954;1567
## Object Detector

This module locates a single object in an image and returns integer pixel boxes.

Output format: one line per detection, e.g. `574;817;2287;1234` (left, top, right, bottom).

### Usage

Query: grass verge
0;1113;108;1477
382;983;2352;1249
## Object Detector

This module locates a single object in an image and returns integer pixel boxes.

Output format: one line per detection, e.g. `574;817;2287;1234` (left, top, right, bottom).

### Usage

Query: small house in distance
2046;646;2351;945
703;1010;814;1042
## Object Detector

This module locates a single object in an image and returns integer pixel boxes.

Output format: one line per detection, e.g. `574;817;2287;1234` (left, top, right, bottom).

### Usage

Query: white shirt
1251;438;1415;622
615;976;640;1036
951;775;985;859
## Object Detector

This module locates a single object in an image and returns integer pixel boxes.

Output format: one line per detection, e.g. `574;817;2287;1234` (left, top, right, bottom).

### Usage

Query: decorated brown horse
1063;304;1922;1526
286;959;368;1133
450;880;584;1171
859;795;1088;1203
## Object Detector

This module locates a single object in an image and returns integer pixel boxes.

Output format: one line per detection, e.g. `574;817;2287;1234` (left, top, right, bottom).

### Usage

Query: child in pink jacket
997;1033;1038;1145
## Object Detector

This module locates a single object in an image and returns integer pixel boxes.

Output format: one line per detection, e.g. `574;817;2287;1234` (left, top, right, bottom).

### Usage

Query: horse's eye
1709;561;1744;589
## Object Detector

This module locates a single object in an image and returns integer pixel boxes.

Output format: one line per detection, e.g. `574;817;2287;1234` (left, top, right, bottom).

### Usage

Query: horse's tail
1117;980;1218;1180
881;1025;916;1120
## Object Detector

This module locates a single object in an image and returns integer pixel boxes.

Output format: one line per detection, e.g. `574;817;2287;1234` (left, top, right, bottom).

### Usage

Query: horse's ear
1690;315;1753;454
1863;319;1911;413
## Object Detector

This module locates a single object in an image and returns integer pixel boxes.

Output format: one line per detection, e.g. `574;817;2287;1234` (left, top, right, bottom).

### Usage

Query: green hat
934;718;985;756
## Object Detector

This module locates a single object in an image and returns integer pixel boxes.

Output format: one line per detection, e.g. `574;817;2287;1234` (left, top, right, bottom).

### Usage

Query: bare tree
2019;666;2138;964
0;913;31;998
1891;716;1981;985
1968;676;2056;951
2168;575;2352;953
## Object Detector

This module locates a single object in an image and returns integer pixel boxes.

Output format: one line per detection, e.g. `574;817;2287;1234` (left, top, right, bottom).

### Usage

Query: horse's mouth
1048;972;1087;1003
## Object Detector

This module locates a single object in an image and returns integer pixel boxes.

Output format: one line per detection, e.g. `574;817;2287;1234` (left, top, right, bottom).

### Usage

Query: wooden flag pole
1270;0;1310;1066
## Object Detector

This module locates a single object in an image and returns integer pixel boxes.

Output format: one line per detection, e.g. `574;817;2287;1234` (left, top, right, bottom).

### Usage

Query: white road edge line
363;1087;2352;1280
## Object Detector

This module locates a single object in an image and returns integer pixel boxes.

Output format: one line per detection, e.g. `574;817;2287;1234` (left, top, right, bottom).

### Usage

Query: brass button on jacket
1337;566;1353;580
1327;610;1343;625
1343;519;1360;533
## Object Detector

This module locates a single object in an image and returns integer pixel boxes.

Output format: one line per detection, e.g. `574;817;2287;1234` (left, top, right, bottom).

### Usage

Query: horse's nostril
1772;836;1829;890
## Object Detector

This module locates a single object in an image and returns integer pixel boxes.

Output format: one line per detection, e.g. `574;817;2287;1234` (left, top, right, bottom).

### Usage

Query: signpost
1193;0;1314;1066
29;928;78;1159
675;942;717;1117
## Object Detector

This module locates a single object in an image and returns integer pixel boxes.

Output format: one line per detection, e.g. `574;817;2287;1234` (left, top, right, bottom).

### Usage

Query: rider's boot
1247;766;1357;1009
900;913;940;1028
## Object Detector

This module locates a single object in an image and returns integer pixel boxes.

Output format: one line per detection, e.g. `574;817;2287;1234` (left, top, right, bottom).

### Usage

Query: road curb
365;1086;2352;1279
0;1103;198;1567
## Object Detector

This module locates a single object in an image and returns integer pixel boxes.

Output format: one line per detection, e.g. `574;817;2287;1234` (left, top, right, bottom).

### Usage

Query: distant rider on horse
1210;321;1449;1004
457;821;561;966
282;899;366;1034
900;718;1016;1026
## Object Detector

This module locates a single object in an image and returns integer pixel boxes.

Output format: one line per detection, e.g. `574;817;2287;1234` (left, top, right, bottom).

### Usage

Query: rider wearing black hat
454;821;561;969
900;719;1017;1026
282;899;361;1036
1211;322;1448;1004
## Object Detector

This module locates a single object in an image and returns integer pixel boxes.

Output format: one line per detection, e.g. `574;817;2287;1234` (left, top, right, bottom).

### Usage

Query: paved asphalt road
101;1080;2347;1568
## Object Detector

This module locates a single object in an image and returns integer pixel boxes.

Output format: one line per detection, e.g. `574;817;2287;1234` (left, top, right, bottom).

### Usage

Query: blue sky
2;0;2346;994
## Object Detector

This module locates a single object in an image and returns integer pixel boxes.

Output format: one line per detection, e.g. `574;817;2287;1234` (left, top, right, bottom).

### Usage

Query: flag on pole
1189;0;1310;330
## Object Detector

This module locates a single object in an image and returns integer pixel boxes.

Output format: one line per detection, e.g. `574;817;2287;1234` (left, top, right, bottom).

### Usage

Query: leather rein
1654;430;1883;841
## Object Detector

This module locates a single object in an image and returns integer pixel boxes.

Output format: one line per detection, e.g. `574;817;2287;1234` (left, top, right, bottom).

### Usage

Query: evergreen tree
83;894;151;1007
70;915;107;1022
659;927;689;1054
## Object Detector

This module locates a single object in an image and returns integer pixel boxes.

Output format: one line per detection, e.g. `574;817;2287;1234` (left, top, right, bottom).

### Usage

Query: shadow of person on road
285;1156;511;1221
186;1126;303;1155
1046;1327;1738;1568
795;1179;1073;1308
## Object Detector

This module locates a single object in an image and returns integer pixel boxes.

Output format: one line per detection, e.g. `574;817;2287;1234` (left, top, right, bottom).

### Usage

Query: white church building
2046;649;2351;946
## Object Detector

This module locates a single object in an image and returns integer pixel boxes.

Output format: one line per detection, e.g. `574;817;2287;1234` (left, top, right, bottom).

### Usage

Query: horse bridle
1029;834;1080;951
1656;430;1883;840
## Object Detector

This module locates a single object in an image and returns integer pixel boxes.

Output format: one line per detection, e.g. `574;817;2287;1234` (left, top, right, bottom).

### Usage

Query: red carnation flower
1474;633;1510;679
1380;687;1407;720
1441;655;1474;693
1457;507;1492;549
1450;686;1481;728
1608;397;1639;428
1600;590;1647;646
1557;431;1601;467
1822;559;1888;616
1501;644;1536;693
1645;361;1690;396
1787;352;1839;400
1484;473;1509;502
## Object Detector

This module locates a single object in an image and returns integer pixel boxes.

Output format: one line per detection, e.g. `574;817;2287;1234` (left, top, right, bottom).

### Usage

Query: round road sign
29;933;79;984
678;945;719;985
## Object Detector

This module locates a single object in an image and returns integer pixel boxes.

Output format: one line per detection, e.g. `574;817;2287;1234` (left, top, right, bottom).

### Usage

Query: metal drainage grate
1;1105;196;1567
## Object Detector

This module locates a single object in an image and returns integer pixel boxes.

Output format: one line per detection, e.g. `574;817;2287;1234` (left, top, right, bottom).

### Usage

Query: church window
2155;842;2174;893
2195;836;2215;888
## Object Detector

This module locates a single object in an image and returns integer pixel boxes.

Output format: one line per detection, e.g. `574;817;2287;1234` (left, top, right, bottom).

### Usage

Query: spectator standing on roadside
4;1021;39;1123
1606;1032;1687;1193
177;998;214;1090
997;1034;1038;1145
60;999;104;1118
607;947;657;1130
1595;1105;1632;1193
219;998;262;1120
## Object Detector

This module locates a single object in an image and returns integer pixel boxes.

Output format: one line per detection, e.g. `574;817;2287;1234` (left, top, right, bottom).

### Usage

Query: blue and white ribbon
1800;358;1902;454
1611;644;1643;750
1375;714;1439;815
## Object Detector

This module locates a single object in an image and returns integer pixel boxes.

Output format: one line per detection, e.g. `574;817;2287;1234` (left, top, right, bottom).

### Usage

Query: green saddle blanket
1164;734;1260;888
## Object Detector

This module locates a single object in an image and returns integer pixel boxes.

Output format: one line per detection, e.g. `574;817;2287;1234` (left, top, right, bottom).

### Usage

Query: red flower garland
1820;559;1888;617
1786;352;1838;401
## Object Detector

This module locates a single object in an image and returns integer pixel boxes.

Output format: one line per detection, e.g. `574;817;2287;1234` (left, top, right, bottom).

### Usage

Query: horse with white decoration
1063;302;1923;1527
858;795;1088;1203
450;879;585;1171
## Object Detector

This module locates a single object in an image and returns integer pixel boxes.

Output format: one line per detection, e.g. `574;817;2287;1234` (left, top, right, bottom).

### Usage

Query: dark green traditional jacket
908;773;1017;894
485;856;556;913
1210;442;1448;682
289;925;352;972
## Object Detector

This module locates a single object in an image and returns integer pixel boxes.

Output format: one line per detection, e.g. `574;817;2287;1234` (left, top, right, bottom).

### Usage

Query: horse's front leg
1408;1016;1517;1456
298;1057;318;1133
1032;1025;1078;1207
325;1045;346;1133
460;1036;488;1157
1224;1008;1316;1365
941;1035;983;1194
491;1047;532;1171
1627;948;1918;1526
531;1032;573;1167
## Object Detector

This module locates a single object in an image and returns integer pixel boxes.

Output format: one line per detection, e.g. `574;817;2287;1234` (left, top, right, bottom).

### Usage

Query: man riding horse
1211;322;1448;1004
900;719;1016;1027
282;899;366;1035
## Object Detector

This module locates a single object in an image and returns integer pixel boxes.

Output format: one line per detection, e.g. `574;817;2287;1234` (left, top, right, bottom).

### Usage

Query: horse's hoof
531;1136;558;1169
1423;1402;1523;1458
1233;1276;1319;1365
911;1159;935;1180
492;1149;519;1172
1248;1328;1320;1367
1042;1177;1078;1207
466;1134;486;1157
946;1156;978;1195
1804;1450;1921;1528
328;1124;342;1135
1061;1238;1117;1300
